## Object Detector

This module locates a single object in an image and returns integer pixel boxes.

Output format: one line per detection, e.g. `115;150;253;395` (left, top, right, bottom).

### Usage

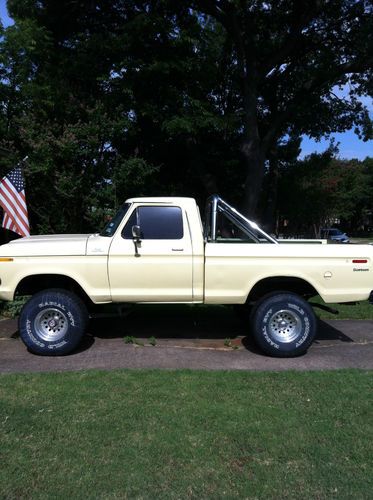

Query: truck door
108;205;193;302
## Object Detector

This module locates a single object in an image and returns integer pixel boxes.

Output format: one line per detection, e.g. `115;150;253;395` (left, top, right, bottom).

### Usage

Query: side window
122;206;184;240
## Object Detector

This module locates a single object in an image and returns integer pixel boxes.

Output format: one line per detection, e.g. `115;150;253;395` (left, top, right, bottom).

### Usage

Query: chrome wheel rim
268;309;302;343
34;308;68;342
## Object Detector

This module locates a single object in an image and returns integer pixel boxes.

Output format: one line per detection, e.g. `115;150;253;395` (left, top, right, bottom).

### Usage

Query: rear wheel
250;292;316;357
19;289;88;355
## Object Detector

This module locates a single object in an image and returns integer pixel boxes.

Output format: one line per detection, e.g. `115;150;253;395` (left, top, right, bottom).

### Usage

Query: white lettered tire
250;293;317;357
19;289;88;355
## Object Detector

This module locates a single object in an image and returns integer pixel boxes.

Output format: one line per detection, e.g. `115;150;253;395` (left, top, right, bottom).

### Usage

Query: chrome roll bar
205;195;278;244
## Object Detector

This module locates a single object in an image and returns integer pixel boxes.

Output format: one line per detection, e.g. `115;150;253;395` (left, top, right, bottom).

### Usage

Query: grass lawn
1;369;372;499
311;297;373;320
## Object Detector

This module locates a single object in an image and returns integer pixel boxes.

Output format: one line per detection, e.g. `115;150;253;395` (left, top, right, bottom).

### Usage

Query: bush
0;296;29;318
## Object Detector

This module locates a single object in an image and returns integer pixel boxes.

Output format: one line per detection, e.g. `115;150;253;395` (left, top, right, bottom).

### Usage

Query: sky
301;131;372;161
0;0;11;27
0;1;372;161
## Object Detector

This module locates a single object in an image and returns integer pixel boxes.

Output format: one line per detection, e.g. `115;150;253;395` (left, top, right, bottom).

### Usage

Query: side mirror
132;225;141;257
132;225;141;241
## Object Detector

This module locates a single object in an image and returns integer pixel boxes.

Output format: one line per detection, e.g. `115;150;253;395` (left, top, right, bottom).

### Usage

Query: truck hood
0;234;92;256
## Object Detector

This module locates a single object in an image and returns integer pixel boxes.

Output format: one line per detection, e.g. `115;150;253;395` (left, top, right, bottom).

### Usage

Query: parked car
321;228;350;243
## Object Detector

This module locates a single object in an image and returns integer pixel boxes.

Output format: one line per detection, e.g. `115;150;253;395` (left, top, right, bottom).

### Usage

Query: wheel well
247;277;318;303
15;274;93;308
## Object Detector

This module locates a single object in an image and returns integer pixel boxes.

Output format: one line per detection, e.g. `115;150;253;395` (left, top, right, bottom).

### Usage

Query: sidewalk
0;317;18;339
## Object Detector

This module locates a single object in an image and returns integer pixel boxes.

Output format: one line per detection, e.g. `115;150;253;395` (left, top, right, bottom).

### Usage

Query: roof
125;197;198;206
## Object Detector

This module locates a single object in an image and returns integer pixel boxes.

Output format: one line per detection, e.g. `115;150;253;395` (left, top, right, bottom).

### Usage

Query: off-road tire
250;292;316;357
19;289;88;355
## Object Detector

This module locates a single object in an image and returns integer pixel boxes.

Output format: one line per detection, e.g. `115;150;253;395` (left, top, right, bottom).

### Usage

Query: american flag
0;166;30;237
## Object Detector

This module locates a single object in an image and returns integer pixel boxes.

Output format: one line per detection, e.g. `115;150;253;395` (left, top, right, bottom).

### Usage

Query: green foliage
223;337;240;350
0;296;28;318
0;1;371;232
278;151;373;236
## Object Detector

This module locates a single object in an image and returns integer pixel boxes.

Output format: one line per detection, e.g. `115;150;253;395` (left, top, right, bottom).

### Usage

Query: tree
278;149;372;236
1;1;161;232
191;0;372;216
3;0;247;230
1;0;372;233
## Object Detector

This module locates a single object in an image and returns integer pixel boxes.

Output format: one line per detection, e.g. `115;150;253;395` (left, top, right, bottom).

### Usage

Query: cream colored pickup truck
0;195;372;357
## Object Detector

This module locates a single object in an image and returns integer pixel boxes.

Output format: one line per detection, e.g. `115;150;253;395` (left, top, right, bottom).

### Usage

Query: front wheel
19;289;88;355
250;293;316;357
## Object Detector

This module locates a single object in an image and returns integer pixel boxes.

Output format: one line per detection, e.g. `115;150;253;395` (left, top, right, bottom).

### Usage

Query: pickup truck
0;195;372;357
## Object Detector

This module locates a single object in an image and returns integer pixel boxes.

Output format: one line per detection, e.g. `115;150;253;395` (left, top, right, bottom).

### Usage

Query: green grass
312;297;373;320
1;369;372;499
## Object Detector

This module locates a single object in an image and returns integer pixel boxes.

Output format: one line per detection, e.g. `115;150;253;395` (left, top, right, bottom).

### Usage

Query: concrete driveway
1;305;372;373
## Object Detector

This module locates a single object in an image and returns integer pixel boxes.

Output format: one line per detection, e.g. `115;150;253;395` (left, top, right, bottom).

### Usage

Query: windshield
100;203;131;237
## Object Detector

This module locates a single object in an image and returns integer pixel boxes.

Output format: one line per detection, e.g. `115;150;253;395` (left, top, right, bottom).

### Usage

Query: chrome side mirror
132;225;142;257
132;225;141;241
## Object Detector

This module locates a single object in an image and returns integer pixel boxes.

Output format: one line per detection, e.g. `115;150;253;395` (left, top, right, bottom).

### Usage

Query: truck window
122;206;184;240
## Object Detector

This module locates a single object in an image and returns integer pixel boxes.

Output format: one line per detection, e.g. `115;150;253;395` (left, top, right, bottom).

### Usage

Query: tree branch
260;1;324;77
262;57;372;151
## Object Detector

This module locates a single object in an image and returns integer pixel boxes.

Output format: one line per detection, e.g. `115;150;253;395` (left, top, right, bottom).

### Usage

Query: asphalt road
0;306;372;373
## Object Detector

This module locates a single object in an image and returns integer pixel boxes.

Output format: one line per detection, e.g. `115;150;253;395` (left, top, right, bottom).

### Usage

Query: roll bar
204;195;278;244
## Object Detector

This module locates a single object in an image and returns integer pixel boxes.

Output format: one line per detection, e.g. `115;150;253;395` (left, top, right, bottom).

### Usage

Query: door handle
172;248;184;252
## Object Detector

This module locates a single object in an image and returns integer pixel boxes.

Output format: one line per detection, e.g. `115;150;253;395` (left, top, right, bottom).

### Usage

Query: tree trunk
186;138;219;196
240;139;265;218
262;157;279;232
